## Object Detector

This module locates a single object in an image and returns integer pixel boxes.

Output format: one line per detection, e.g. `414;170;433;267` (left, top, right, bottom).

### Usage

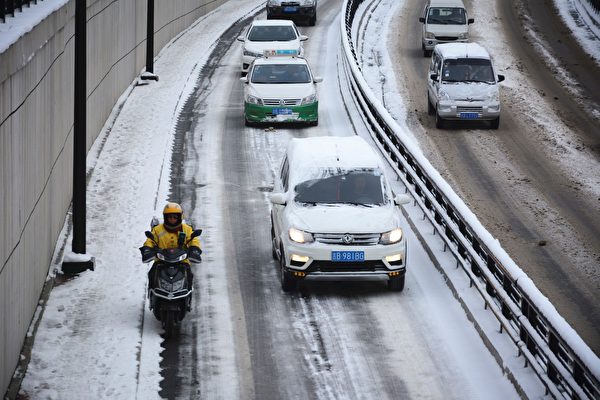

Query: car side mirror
394;194;412;206
300;35;308;41
430;73;438;81
468;18;474;24
240;76;248;83
313;76;323;83
497;74;505;83
270;193;287;205
419;17;425;23
237;36;245;42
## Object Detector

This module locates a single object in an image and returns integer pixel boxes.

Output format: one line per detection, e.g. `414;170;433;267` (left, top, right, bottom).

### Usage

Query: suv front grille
436;36;458;41
263;98;302;106
313;233;380;245
457;106;483;113
308;260;388;273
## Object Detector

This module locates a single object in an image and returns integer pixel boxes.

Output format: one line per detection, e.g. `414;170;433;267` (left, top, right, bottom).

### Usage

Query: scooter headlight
172;279;184;291
159;278;173;291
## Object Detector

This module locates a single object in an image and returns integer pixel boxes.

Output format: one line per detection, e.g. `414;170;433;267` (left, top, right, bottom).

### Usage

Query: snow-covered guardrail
340;0;600;399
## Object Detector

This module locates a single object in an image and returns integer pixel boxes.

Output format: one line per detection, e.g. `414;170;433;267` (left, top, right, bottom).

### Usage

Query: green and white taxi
241;50;322;126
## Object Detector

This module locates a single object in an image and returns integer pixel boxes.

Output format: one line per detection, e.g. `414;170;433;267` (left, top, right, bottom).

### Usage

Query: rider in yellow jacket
140;202;202;289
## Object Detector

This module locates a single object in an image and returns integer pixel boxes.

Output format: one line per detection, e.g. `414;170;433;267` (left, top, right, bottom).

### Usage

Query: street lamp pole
72;0;86;254
63;0;94;273
141;0;159;81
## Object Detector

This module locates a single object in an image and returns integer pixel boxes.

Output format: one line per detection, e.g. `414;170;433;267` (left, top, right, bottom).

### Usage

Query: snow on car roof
253;55;308;65
436;42;490;59
286;136;384;185
250;19;296;27
427;0;466;8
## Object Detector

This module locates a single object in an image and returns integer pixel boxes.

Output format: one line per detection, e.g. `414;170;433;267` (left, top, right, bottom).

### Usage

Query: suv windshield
248;25;297;42
427;7;466;25
441;58;494;83
294;170;385;206
251;64;311;84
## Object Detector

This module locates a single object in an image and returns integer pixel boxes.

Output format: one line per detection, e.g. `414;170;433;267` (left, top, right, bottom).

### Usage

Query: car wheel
490;117;500;130
244;118;254;128
279;247;297;292
427;94;434;116
423;49;431;58
309;14;316;26
309;119;318;127
388;275;405;292
435;110;445;129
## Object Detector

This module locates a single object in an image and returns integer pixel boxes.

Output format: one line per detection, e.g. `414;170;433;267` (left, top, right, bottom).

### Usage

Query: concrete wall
0;0;227;395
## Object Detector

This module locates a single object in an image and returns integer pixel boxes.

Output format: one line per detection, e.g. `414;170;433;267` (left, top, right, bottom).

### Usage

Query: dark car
267;0;317;26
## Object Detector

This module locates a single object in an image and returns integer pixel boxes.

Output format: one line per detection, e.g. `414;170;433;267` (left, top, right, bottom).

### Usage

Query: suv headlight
301;94;317;105
267;0;279;6
246;95;263;105
243;49;263;58
425;32;435;39
458;32;469;40
289;228;314;243
300;0;315;5
487;90;499;102
380;228;403;245
438;89;451;101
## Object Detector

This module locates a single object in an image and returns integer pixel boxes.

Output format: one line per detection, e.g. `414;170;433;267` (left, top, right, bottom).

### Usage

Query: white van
419;0;474;57
427;42;505;129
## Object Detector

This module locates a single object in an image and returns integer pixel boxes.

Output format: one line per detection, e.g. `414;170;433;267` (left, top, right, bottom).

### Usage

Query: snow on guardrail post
339;0;600;398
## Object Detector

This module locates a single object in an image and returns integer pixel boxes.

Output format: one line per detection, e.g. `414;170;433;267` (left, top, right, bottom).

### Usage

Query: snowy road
13;0;593;398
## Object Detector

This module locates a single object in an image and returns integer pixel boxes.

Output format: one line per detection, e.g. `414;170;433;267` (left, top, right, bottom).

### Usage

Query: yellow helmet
163;202;183;215
163;202;183;231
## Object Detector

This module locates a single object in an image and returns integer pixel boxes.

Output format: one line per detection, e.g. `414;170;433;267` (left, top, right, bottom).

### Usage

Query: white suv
270;136;411;292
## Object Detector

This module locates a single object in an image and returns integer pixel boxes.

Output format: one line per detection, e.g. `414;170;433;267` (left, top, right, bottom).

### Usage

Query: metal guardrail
340;0;600;399
0;0;40;23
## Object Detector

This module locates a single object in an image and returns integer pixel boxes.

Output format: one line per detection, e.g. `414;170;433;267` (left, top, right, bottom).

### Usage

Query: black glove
188;246;202;263
140;246;156;263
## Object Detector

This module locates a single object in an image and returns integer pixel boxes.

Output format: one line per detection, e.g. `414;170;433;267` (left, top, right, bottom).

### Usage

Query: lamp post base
62;256;95;274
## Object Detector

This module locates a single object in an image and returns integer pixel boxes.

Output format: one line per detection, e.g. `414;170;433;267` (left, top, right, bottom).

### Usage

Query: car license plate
272;108;293;115
459;112;479;119
331;251;365;262
283;6;298;13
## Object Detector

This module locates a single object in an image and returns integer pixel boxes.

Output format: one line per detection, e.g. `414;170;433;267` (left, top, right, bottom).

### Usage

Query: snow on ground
5;0;600;398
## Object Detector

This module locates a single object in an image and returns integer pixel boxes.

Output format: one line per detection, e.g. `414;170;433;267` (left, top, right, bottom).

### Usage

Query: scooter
143;229;201;338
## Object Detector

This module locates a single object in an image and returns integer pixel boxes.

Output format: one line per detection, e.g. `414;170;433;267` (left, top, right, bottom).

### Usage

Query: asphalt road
151;0;522;398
